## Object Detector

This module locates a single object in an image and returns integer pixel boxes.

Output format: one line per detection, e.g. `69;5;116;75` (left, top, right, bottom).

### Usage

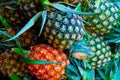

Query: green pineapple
84;1;120;35
0;49;28;77
70;36;112;69
88;36;112;68
44;8;85;50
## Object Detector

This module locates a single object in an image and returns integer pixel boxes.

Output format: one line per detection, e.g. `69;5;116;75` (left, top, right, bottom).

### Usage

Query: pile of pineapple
0;0;120;80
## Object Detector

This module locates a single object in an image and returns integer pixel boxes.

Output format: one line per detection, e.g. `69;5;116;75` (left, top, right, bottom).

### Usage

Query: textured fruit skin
28;44;69;80
44;9;85;50
85;1;120;35
0;3;27;26
88;37;112;68
0;49;28;77
19;30;37;49
20;0;42;18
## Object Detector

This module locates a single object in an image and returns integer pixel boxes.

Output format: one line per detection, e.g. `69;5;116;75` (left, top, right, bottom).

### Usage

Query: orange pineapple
28;44;69;80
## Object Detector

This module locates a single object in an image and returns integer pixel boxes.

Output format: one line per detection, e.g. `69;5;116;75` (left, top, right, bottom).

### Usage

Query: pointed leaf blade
7;12;42;41
51;3;97;15
13;48;30;57
96;68;106;80
9;74;21;80
21;58;60;64
39;11;47;36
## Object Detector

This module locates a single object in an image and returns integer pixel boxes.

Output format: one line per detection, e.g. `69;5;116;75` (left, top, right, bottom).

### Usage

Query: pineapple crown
66;57;95;80
96;58;120;80
70;38;94;60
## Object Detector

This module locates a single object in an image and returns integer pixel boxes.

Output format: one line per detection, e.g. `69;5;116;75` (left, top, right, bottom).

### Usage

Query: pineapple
44;8;85;50
84;1;120;35
0;1;28;27
88;36;112;68
70;36;112;69
0;49;28;77
20;0;43;18
28;44;69;80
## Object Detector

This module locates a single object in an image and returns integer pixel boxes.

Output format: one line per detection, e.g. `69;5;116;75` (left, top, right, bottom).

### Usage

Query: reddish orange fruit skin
28;44;69;80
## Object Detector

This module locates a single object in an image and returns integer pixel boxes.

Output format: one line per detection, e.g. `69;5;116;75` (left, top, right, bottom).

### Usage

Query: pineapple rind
85;1;119;35
44;9;85;50
89;37;112;68
0;49;28;77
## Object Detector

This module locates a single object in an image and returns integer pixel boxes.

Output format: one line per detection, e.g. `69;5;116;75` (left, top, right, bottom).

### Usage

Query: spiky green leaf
51;3;97;15
39;11;47;36
13;48;29;57
21;58;60;64
66;57;95;80
0;15;10;28
7;12;42;41
9;74;21;80
66;64;80;75
0;43;15;47
96;68;106;80
0;30;11;38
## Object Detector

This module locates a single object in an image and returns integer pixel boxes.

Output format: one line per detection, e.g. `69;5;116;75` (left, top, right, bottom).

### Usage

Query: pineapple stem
40;0;51;9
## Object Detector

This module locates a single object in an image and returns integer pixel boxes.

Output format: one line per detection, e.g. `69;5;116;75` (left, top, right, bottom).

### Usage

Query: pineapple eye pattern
28;44;69;80
44;10;85;50
85;1;119;35
89;37;112;68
